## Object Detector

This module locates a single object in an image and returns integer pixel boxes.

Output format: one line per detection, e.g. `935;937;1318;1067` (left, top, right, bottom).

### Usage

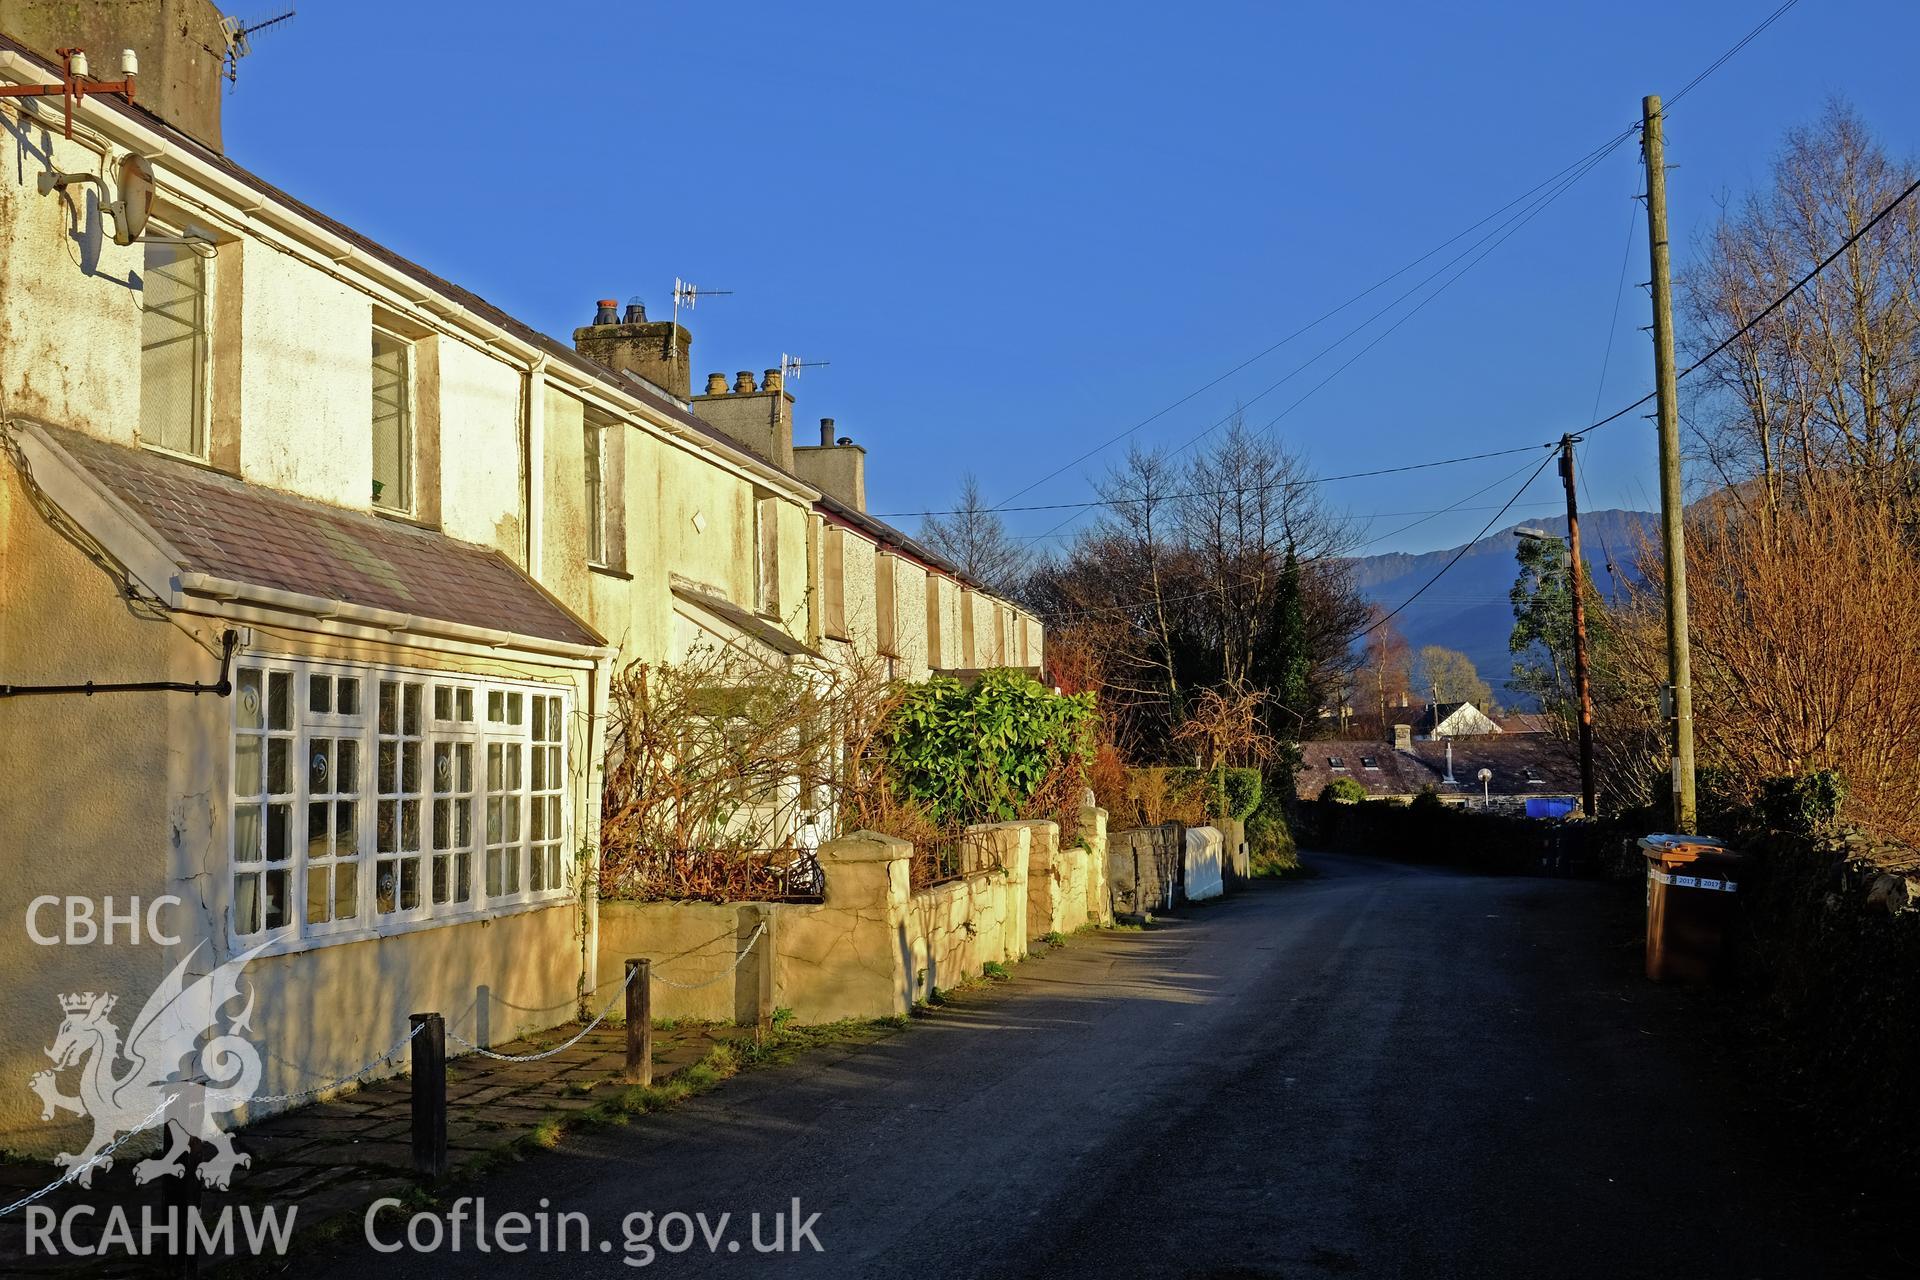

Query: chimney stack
0;0;230;149
572;295;692;399
1393;724;1413;753
690;364;795;469
793;417;865;512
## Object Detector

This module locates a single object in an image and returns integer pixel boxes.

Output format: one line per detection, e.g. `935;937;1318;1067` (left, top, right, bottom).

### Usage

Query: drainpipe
523;353;549;574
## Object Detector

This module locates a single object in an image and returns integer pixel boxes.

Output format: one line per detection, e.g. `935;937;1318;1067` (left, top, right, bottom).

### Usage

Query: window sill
138;441;228;474
233;893;574;961
587;562;632;581
371;506;440;532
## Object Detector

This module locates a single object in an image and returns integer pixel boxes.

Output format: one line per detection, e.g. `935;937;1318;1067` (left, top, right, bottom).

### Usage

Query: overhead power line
984;129;1638;515
986;0;1808;543
1352;450;1560;642
880;443;1548;519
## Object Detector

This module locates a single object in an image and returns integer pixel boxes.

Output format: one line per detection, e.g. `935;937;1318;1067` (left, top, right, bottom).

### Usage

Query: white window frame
371;327;415;514
137;228;212;462
228;656;573;955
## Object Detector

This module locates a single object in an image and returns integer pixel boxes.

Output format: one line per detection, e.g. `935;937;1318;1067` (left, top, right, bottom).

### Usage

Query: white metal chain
0;1095;177;1219
250;1021;429;1106
442;921;769;1060
650;922;768;990
444;956;644;1062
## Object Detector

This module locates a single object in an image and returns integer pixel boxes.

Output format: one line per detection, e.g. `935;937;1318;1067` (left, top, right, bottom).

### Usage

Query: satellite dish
112;153;153;247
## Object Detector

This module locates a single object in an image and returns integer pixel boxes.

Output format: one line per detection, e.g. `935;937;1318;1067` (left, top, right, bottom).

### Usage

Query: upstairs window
139;238;209;459
584;415;608;565
874;553;898;657
1327;756;1347;770
1360;756;1381;771
1523;767;1546;786
822;526;848;640
371;329;414;513
754;494;781;616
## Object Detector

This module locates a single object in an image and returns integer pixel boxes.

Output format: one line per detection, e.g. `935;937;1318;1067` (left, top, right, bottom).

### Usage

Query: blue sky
222;1;1920;558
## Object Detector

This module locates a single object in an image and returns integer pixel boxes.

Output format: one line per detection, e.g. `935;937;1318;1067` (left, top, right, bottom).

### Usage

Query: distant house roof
1496;713;1554;735
1408;735;1580;795
1418;701;1502;737
37;425;603;652
1295;742;1440;799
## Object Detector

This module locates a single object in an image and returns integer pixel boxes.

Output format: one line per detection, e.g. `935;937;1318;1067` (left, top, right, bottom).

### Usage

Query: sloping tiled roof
47;427;602;649
669;580;818;659
1296;743;1441;800
1409;735;1580;795
1496;713;1554;735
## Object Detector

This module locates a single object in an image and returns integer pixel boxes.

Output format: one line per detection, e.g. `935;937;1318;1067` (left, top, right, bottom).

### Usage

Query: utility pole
1641;94;1697;833
1558;434;1597;818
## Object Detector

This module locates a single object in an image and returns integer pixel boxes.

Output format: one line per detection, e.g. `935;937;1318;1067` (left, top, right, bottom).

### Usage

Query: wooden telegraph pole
1557;435;1597;818
1641;94;1697;833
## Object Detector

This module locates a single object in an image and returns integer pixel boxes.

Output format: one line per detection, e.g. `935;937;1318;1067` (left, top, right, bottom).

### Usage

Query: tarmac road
313;852;1878;1279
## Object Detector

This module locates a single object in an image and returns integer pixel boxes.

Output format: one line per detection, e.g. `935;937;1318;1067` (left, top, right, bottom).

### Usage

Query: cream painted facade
0;30;1039;1153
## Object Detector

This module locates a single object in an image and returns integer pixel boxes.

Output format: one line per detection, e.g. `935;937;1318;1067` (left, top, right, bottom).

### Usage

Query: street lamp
1516;521;1596;818
1477;766;1493;807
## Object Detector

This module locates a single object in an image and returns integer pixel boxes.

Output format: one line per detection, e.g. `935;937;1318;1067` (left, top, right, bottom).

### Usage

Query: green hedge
886;670;1095;826
1161;766;1263;821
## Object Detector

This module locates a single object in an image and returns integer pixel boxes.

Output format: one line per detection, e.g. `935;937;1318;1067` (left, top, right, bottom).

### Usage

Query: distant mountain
1344;509;1657;708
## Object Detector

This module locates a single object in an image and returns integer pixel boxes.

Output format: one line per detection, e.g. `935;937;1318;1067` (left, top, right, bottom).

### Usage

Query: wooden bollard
410;1012;447;1178
625;959;652;1086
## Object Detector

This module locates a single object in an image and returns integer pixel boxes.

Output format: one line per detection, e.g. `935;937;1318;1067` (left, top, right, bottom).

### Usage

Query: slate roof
1295;743;1441;800
670;580;818;659
46;427;602;649
1408;735;1580;795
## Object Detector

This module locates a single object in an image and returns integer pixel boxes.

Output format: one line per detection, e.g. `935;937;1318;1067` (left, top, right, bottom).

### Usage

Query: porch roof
37;425;604;652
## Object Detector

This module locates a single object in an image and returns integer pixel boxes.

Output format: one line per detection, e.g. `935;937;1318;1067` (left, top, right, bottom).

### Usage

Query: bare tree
1415;645;1494;710
918;473;1031;597
1682;100;1920;524
1030;424;1365;762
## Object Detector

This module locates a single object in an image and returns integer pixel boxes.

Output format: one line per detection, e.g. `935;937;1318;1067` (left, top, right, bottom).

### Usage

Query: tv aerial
670;277;731;357
780;353;831;381
212;10;297;85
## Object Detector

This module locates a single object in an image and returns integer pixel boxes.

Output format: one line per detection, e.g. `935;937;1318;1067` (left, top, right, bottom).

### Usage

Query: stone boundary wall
1108;822;1187;915
596;805;1112;1024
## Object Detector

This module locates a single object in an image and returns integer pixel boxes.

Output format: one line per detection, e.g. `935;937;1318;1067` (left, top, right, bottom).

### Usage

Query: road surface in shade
314;853;1889;1278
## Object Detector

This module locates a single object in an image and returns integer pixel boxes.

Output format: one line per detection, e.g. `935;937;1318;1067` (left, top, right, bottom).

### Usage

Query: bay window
229;658;572;949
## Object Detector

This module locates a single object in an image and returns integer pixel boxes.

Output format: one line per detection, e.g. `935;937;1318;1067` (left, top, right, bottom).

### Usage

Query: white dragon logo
29;944;265;1190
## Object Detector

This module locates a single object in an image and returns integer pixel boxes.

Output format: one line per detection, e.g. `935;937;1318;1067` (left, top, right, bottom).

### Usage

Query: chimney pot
734;370;757;394
593;299;620;326
704;372;729;395
763;368;783;394
623;299;646;324
819;417;835;447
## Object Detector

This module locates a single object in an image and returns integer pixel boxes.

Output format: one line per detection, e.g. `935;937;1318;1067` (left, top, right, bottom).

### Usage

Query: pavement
299;851;1888;1279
